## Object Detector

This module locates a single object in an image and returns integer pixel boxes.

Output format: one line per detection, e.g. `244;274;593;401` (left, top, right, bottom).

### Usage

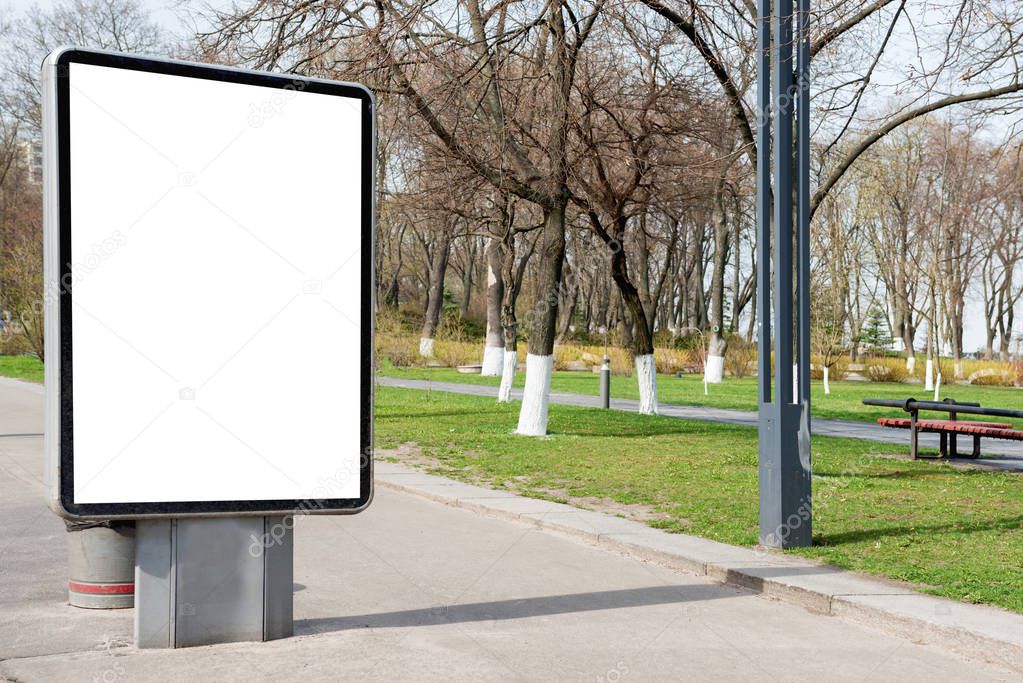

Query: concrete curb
376;461;1023;674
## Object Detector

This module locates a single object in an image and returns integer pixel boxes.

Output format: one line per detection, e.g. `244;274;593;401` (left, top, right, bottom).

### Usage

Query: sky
3;0;226;35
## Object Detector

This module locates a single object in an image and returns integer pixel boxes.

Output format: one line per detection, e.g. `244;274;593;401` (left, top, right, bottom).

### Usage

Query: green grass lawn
380;364;1023;428
0;355;44;383
376;385;1023;613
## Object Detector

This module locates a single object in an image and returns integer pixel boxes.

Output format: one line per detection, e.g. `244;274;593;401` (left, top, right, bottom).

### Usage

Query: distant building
18;139;43;184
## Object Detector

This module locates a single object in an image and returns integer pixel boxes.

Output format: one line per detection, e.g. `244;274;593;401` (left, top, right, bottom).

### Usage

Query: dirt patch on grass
379;442;438;468
536;487;680;524
379;442;678;525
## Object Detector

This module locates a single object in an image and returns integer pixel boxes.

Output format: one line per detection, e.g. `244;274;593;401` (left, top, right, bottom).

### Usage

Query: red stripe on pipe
68;581;134;595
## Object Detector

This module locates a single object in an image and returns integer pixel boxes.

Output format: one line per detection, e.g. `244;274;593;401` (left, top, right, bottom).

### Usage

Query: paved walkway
1;376;1017;680
378;376;1023;471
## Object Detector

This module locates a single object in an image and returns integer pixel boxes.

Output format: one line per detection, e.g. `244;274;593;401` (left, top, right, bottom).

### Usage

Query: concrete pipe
66;521;135;609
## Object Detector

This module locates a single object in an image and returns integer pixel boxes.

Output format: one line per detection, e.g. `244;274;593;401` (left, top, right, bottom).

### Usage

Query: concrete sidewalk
1;376;1019;681
377;375;1023;470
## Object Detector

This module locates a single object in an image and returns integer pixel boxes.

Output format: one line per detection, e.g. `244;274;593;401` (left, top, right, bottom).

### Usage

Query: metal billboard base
134;516;293;648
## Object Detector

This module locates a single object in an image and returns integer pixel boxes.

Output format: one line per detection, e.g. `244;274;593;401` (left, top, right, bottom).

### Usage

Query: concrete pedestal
134;516;293;648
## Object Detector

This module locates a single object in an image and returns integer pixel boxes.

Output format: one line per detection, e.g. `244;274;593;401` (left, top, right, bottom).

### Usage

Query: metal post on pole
600;357;611;409
796;0;812;421
755;0;772;410
757;0;813;548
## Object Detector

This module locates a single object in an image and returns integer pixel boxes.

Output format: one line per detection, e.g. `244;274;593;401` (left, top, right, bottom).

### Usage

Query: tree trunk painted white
704;354;725;383
823;367;830;395
925;358;934;391
481;343;504;376
516;354;552;436
934;373;942;401
635;353;658;415
419;337;435;358
792;364;799;402
906;355;916;373
954;359;964;380
498;350;517;402
481;244;505;376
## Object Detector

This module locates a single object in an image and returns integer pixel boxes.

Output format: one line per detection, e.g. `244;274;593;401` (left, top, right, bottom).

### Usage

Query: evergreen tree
859;304;893;354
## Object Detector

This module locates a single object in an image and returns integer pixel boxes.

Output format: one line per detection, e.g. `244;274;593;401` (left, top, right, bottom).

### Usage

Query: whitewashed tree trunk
481;341;504;375
481;239;505;376
906;355;916;373
925;358;934;391
498;350;517;402
516;354;552;435
823;366;830;395
792;364;799;402
635;353;658;415
419;337;435;358
704;354;725;383
934;373;942;401
419;229;451;360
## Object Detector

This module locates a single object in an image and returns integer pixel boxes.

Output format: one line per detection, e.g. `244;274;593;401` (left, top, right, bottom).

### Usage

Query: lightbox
42;48;374;518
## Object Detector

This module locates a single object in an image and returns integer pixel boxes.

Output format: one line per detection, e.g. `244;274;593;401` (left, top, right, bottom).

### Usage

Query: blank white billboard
43;49;374;517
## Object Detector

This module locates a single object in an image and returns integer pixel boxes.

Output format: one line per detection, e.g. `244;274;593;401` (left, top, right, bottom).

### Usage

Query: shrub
574;344;632;376
969;372;1015;387
959;359;1018;385
0;333;35;357
374;333;418;368
374;308;420;367
683;347;707;374
652;330;677;348
865;357;910;383
434;339;479;368
673;331;706;351
811;355;850;381
935;358;955;382
654;347;687;375
968;366;1016;387
809;361;824;381
723;338;756;378
553;344;584;370
1012;361;1023;387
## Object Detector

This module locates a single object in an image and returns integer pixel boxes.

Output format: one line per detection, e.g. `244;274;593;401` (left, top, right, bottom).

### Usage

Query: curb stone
375;460;1023;674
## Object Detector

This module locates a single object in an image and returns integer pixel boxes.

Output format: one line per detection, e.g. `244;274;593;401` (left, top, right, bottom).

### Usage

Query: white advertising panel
43;49;374;518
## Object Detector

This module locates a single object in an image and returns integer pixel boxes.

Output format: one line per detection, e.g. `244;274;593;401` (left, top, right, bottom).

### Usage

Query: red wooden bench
864;398;1023;459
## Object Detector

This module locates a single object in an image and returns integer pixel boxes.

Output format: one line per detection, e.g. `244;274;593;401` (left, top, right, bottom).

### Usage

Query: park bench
863;397;1023;460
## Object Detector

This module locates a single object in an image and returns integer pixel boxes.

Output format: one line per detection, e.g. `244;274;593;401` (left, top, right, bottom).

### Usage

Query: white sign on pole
42;48;374;518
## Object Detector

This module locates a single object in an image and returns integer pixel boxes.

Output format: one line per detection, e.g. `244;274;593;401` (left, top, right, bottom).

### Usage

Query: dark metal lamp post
756;0;813;548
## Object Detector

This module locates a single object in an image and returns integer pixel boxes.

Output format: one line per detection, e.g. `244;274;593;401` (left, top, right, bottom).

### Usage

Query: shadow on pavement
295;583;736;635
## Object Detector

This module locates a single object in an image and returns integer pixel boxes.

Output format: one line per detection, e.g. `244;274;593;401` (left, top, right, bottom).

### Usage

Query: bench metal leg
909;411;919;460
949;433;958;458
939;432;947;458
970;435;981;459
